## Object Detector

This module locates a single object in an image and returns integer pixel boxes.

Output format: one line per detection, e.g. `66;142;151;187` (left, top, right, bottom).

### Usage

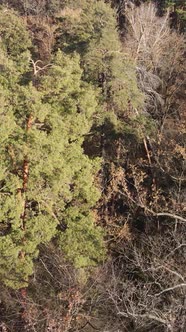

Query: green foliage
56;0;117;55
0;8;104;288
163;1;186;31
121;114;157;140
0;2;185;331
0;8;31;58
58;211;105;268
57;0;143;121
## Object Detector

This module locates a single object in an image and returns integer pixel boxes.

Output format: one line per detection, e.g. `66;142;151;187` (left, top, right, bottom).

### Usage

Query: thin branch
30;59;52;76
152;10;170;49
118;190;186;223
149;265;185;282
118;311;167;325
143;137;152;166
162;266;185;282
156;213;186;223
80;320;100;330
165;243;186;259
39;258;55;280
155;284;186;297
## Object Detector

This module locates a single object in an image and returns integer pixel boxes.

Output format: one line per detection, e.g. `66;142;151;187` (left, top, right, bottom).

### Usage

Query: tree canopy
0;8;105;288
0;1;185;331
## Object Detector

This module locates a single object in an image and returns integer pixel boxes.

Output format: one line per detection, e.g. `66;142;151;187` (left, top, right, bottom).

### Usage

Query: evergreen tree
0;8;104;289
57;0;143;126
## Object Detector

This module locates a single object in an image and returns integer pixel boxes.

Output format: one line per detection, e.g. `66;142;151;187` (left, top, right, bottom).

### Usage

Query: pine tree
0;8;104;289
57;0;143;117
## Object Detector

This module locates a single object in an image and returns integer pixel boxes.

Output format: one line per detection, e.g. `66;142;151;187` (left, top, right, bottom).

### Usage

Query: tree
0;244;86;332
102;225;186;332
0;0;61;15
125;2;171;68
124;1;185;174
56;0;143;111
0;8;104;289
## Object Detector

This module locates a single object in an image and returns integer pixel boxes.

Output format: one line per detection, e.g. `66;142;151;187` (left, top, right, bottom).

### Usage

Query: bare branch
162;266;185;282
118;189;186;223
39;258;55;280
118;310;168;325
155;284;186;297
165;244;186;259
30;58;52;76
149;265;185;282
156;213;186;223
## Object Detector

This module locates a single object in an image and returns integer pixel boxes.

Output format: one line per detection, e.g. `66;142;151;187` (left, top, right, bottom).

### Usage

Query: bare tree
125;3;170;68
100;227;186;332
125;2;185;121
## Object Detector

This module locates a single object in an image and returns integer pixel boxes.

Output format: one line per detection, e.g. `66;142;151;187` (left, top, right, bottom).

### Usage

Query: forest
0;0;185;331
